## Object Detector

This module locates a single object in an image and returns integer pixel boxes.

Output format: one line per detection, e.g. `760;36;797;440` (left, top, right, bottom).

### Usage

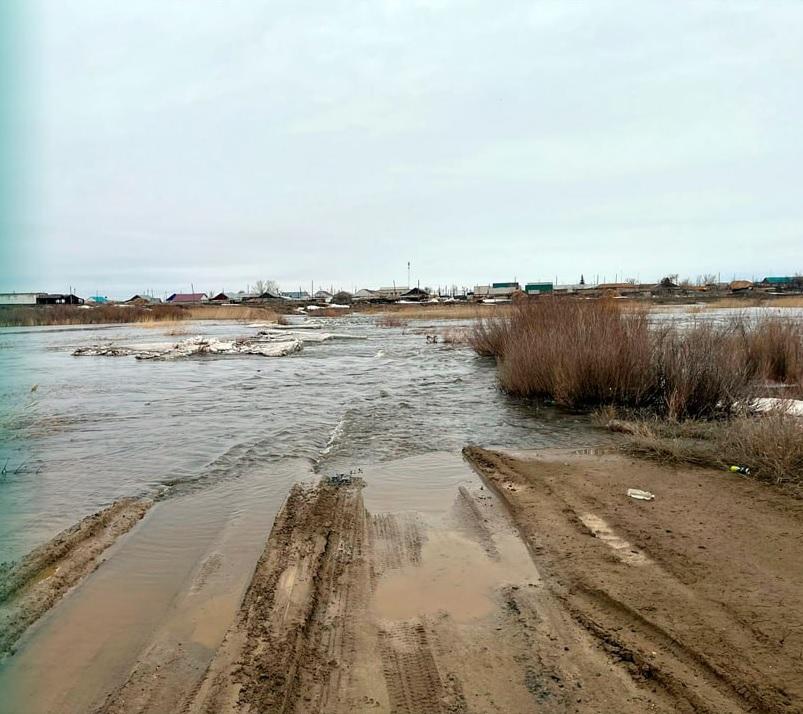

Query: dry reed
376;315;409;328
603;408;803;488
0;304;187;327
472;297;802;419
0;303;281;327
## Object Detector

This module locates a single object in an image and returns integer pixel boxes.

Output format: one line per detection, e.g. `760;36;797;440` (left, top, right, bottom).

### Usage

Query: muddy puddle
0;317;609;713
0;459;307;714
0;452;555;714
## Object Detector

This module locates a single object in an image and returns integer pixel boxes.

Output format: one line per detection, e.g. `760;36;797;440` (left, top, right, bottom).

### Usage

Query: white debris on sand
73;336;303;360
751;397;803;416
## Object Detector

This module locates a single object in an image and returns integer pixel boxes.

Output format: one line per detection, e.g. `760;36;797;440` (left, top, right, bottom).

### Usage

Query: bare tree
254;280;280;295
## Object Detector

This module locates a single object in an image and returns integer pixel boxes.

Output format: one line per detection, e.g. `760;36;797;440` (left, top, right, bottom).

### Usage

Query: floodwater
0;316;598;562
0;315;603;712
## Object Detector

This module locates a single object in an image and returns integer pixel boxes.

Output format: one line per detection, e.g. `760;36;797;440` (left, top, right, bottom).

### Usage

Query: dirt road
4;449;801;713
0;498;151;657
465;447;803;713
183;473;664;713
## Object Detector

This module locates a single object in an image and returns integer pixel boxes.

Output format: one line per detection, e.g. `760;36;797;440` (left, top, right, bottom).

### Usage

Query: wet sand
0;461;308;714
0;498;151;657
184;454;657;713
3;449;801;713
465;446;803;713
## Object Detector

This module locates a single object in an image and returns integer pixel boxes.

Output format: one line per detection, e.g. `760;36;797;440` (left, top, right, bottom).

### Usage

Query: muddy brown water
0;317;602;712
0;317;596;561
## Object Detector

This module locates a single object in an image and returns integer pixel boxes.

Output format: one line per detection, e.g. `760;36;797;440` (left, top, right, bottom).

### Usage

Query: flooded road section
0;317;596;562
0;459;307;713
180;452;651;714
0;317;606;712
0;452;634;714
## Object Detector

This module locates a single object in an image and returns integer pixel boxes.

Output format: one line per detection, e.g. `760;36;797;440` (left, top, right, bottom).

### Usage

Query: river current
0;315;601;562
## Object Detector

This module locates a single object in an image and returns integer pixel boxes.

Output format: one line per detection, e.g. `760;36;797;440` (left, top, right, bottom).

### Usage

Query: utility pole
407;262;411;289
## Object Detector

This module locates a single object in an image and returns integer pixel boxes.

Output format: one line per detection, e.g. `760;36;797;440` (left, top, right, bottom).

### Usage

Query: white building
0;292;45;306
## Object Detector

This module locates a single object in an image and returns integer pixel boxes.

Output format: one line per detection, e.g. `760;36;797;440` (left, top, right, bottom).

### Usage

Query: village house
280;291;311;301
166;293;207;303
760;276;800;291
0;292;46;306
354;288;379;302
126;294;162;305
399;287;429;302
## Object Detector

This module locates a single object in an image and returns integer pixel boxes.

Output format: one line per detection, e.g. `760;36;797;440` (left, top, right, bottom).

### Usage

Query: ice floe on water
245;321;323;330
73;336;303;360
255;330;366;343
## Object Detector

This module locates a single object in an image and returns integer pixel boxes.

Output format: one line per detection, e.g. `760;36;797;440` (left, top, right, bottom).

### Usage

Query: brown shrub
601;407;803;488
718;409;803;486
376;314;408;328
473;297;763;419
0;304;187;326
469;313;510;356
736;316;803;385
651;322;753;420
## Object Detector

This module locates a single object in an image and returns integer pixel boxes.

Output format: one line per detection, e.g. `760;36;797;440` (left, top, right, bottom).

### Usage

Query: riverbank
5;293;803;328
0;304;280;327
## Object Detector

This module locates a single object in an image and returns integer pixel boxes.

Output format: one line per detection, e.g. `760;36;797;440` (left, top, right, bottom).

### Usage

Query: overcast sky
8;1;803;297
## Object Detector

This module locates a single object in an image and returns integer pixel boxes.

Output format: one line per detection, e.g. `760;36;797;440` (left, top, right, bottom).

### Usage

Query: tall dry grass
602;408;803;488
0;304;187;327
354;303;506;320
0;303;281;327
186;305;278;321
376;314;409;328
735;318;803;384
472;298;802;419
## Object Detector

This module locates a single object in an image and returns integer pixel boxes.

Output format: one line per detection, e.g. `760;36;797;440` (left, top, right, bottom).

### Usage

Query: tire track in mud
377;622;465;714
184;468;667;714
463;445;801;714
185;480;373;714
0;498;152;658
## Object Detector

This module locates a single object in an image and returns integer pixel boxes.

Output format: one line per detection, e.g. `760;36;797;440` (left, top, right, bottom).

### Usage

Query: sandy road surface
5;448;801;713
465;447;803;713
0;498;151;657
184;475;665;713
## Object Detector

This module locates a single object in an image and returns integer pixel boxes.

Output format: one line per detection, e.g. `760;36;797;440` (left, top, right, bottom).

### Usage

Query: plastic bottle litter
627;488;655;501
728;465;751;476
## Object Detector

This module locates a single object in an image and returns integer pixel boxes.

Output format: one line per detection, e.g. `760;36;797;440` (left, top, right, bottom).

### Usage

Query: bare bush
652;323;752;420
718;409;803;486
600;407;803;488
471;297;791;419
736;316;803;385
376;315;408;328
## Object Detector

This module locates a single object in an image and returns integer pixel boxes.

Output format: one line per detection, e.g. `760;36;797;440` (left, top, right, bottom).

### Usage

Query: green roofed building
525;282;553;294
761;277;793;285
492;281;519;289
